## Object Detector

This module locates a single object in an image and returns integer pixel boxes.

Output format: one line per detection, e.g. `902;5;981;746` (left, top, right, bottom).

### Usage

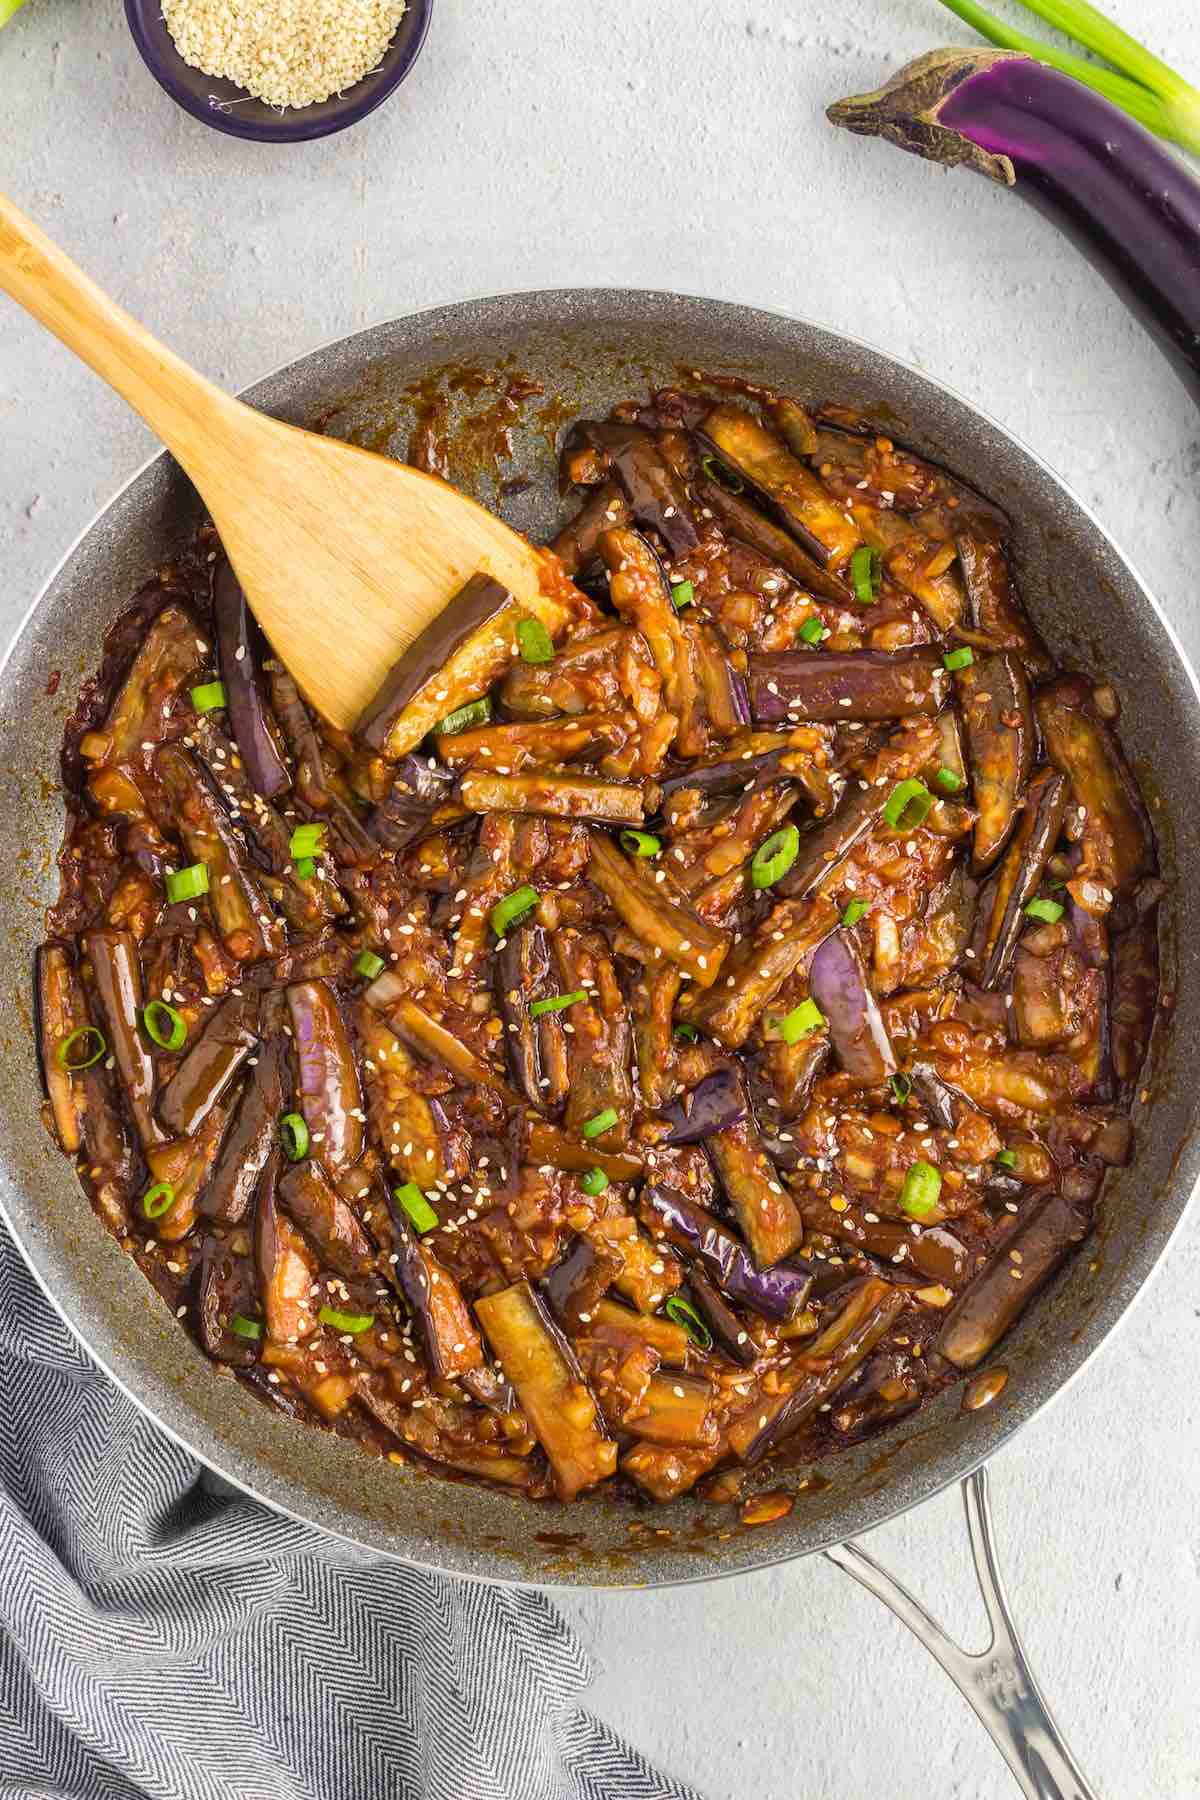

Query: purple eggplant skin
278;1158;373;1277
543;1235;624;1334
560;420;700;560
35;943;86;1155
366;753;457;853
698;403;859;570
937;1190;1091;1371
684;1270;757;1367
828;52;1200;404
552;481;632;577
776;782;887;902
658;1068;747;1144
956;531;1052;674
808;933;897;1084
212;560;290;799
199;1040;285;1226
158;992;260;1138
958;650;1034;875
977;768;1070;991
692;475;853;607
695;621;751;736
82;927;163;1148
907;1059;962;1132
357;573;514;753
640;1185;813;1321
1036;676;1154;899
194;1236;261;1367
286;980;365;1177
1111;902;1160;1101
748;649;949;726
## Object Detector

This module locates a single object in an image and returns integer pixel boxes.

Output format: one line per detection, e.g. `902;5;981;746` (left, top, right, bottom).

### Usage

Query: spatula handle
0;188;240;477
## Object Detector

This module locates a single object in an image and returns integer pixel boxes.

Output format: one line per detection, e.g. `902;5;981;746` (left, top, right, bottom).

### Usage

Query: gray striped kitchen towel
0;1224;700;1800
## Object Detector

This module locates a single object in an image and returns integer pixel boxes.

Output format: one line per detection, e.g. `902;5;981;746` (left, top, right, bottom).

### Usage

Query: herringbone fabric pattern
0;1224;701;1800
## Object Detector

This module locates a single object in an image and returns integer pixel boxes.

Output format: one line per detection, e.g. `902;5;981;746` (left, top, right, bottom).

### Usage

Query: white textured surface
2;3;1198;1797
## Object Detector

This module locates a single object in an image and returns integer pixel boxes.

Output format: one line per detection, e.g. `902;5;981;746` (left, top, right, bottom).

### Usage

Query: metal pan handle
825;1467;1098;1800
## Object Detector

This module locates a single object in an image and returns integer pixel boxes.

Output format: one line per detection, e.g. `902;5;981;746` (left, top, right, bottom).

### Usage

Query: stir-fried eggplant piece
1036;677;1154;899
561;420;700;559
372;1182;482;1381
977;768;1070;989
799;1197;970;1285
82;927;162;1148
199;1040;284;1226
143;1102;230;1242
658;1068;746;1143
366;753;458;853
748;649;949;725
543;1235;624;1334
937;1192;1091;1370
728;1279;908;1463
474;1280;617;1500
694;621;751;737
625;1373;718;1449
355;1001;462;1186
1111;903;1160;1099
524;1118;642;1183
158;992;259;1137
555;929;635;1150
256;1152;318;1343
808;933;897;1084
767;394;820;459
499;628;626;720
268;665;377;868
279;1158;373;1277
87;603;209;770
364;979;518;1105
598;526;709;758
706;1110;805;1266
194;1235;261;1366
586;1297;690;1365
436;714;630;771
587;831;728;987
357;574;515;753
654;737;834;812
287;980;364;1177
156;746;285;961
685;1269;757;1366
678;893;837;1046
36;944;88;1154
630;962;682;1111
641;1185;812;1318
551;481;631;576
459;770;645;825
758;1031;831;1123
692;474;852;605
956;532;1051;672
494;923;564;1109
212;560;290;798
957;651;1034;874
699;403;860;569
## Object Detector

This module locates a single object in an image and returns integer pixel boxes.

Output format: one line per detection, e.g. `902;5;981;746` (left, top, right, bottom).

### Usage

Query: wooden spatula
0;190;568;741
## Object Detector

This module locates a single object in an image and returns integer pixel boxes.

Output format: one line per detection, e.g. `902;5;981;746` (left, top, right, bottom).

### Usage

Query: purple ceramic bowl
124;0;432;143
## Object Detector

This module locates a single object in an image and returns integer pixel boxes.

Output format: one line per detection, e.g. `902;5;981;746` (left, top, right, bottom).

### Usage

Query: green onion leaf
582;1107;619;1139
394;1182;438;1233
190;680;227;713
55;1026;107;1071
850;544;882;604
280;1112;310;1162
671;580;695;611
751;823;800;889
841;899;868;927
529;989;586;1018
934;765;963;794
798;616;827;646
294;857;316;880
900;1161;943;1220
517;617;555;664
580;1167;609;1196
142;1000;187;1052
673;1021;698;1042
0;0;32;30
943;646;974;671
1024;896;1065;924
289;823;326;860
664;1296;713;1351
771;999;825;1045
353;949;386;980
490;884;540;936
620;828;661;857
318;1305;375;1335
165;863;209;904
230;1313;263;1340
890;1073;912;1104
438;697;492;736
883;779;933;831
141;1181;175;1220
995;1149;1018;1170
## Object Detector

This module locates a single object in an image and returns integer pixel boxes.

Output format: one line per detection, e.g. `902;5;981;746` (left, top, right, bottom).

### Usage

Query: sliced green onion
353;949;386;980
995;1149;1018;1170
841;899;868;927
751;823;800;889
165;863;209;904
438;697;492;736
883;779;933;831
529;989;586;1018
943;646;974;672
141;1182;175;1220
517;617;555;664
771;999;825;1045
673;1021;698;1042
699;452;744;493
394;1181;438;1234
850;544;882;604
190;680;227;713
580;1168;609;1196
671;580;695;610
230;1313;263;1340
280;1112;310;1162
289;823;326;860
1025;897;1065;924
490;884;540;937
294;857;316;880
318;1305;375;1335
582;1107;619;1139
664;1296;713;1351
890;1073;912;1104
934;765;963;795
798;616;827;646
55;1026;107;1071
621;829;661;857
900;1161;943;1220
142;1000;187;1052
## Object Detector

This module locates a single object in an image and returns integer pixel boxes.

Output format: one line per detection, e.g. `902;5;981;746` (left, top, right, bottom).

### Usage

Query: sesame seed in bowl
124;0;432;143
